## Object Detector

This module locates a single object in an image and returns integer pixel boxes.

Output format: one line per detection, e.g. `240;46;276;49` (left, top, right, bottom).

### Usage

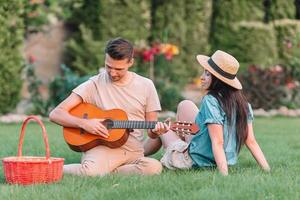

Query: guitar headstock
170;121;199;135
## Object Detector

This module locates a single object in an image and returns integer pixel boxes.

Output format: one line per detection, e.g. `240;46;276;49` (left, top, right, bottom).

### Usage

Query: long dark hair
208;75;249;153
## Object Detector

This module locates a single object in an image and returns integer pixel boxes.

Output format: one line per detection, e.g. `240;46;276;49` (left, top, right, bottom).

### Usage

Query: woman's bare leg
144;100;199;155
160;100;199;148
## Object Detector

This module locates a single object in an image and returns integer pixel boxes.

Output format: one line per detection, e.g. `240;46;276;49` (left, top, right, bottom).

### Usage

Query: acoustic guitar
63;103;199;152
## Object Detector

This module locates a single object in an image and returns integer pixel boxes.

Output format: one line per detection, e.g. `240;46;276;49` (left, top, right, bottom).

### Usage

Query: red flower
136;42;179;62
248;65;258;73
150;46;160;55
287;41;292;49
142;50;154;62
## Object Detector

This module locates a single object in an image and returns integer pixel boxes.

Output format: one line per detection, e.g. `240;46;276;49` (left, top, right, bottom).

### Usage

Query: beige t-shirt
72;71;161;152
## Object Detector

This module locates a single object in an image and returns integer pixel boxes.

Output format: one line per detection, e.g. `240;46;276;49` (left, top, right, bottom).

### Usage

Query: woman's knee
176;100;198;121
177;100;195;112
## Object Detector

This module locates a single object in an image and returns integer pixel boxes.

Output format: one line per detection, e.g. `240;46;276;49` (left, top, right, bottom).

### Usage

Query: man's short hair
105;38;134;62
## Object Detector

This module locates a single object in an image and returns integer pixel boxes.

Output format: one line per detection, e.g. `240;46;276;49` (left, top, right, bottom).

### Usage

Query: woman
144;50;270;175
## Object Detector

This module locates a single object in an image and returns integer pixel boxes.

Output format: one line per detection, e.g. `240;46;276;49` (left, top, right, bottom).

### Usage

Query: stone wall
22;21;65;99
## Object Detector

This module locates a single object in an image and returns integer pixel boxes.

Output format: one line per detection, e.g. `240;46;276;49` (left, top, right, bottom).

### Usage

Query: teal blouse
188;94;254;168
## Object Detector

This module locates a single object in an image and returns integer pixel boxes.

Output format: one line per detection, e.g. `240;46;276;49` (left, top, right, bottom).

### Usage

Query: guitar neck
111;121;157;129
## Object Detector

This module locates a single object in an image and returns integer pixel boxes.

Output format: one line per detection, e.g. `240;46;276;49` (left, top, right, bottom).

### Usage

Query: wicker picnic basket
2;115;64;185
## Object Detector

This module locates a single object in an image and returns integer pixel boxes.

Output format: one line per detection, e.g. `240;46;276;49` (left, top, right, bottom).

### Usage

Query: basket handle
17;115;50;159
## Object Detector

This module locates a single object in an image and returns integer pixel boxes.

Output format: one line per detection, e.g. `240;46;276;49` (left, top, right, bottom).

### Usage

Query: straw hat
196;50;242;90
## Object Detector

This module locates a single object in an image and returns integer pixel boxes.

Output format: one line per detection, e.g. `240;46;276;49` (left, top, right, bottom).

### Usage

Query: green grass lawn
0;117;300;200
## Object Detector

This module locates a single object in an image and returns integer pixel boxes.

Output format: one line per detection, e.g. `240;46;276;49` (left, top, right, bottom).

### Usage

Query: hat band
208;58;236;80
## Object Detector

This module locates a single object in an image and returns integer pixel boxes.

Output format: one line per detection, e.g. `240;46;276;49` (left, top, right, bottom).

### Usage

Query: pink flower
164;52;173;60
270;65;283;74
287;41;292;49
286;81;296;89
28;55;36;64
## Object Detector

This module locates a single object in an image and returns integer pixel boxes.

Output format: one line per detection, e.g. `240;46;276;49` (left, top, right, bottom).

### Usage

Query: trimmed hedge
234;22;278;67
211;0;264;52
0;1;24;114
151;0;187;83
184;0;212;76
269;0;296;20
151;0;186;44
66;25;105;75
67;0;102;38
101;0;150;42
151;0;195;85
274;19;300;64
65;0;151;75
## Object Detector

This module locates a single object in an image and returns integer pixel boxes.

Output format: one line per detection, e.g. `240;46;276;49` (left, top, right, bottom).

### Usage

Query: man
49;38;169;176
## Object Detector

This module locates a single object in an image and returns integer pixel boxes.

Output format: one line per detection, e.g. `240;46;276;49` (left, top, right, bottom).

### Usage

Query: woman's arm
208;124;228;176
245;123;270;171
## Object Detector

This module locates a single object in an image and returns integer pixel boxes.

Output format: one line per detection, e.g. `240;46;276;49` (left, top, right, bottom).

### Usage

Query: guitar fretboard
110;121;157;129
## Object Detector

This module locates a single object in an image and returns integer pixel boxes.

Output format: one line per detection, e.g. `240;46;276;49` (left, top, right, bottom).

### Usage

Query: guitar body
63;103;129;152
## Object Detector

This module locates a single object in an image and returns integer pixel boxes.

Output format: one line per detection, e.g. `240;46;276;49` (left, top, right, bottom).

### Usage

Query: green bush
101;0;150;42
65;0;150;76
269;0;296;20
66;25;105;75
26;63;90;116
274;19;300;64
240;65;300;110
133;46;184;111
48;64;90;108
211;0;264;52
151;0;189;84
155;80;184;112
234;22;278;67
0;1;24;114
151;0;186;44
25;61;48;115
67;0;150;42
66;0;102;38
184;0;212;77
23;0;77;33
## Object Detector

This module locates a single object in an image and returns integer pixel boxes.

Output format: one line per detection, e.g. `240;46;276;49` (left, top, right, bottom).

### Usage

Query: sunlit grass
0;117;300;199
